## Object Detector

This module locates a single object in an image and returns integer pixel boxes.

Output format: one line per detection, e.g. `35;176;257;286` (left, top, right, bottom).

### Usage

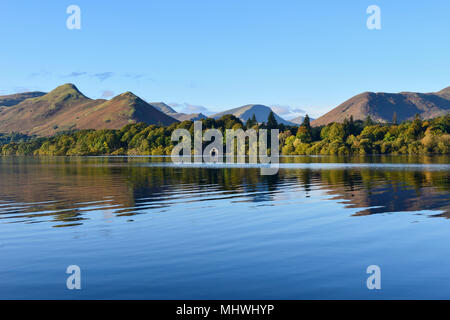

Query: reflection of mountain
292;165;449;215
0;157;448;227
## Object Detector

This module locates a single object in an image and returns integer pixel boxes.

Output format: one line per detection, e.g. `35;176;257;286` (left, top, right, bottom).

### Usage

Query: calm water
0;155;449;299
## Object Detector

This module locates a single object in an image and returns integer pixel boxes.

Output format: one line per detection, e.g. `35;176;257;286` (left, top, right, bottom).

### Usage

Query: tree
302;114;311;129
246;113;257;129
392;112;397;125
296;114;312;143
343;116;353;136
364;115;374;127
266;111;278;129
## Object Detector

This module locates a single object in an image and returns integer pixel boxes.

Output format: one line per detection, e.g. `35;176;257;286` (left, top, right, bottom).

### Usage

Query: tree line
0;112;449;156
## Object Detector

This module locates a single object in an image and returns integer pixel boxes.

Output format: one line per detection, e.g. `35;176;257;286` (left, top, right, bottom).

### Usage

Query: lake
0;155;449;299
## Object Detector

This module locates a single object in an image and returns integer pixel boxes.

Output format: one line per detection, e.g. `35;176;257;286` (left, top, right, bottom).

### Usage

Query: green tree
246;113;257;129
364;115;374;127
296;115;312;143
266;111;278;129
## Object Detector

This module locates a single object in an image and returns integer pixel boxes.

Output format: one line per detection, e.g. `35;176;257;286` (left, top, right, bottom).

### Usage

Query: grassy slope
0;84;178;136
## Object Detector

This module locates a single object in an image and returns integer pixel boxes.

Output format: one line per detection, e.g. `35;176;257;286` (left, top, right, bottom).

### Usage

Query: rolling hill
211;104;295;125
0;84;178;136
0;91;46;107
2;84;449;135
312;87;450;126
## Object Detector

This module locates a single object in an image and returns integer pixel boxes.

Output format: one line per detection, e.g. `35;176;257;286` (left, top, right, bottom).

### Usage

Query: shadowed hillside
0;91;46;107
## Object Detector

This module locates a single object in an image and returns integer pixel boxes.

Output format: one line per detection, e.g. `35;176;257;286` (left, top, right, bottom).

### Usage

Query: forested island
0;113;449;156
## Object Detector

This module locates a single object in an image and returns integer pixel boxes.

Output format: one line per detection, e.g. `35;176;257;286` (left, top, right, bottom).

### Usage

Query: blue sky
0;0;449;118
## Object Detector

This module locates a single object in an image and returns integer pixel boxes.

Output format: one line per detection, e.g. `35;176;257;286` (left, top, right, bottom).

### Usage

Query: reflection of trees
0;156;448;227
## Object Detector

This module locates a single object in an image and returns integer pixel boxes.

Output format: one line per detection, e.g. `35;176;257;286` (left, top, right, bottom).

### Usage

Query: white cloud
168;102;213;115
270;104;307;120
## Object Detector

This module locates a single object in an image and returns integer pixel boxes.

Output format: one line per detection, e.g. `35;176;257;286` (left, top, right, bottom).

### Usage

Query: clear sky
0;0;449;118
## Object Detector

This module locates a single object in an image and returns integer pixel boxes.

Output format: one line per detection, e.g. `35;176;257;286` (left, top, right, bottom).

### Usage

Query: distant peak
110;91;146;104
36;83;88;102
46;83;85;97
118;91;139;98
244;104;268;108
55;83;81;92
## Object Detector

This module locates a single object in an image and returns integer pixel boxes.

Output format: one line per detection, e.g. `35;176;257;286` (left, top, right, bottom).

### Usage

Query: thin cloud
93;72;114;81
270;105;291;115
101;90;115;98
168;102;212;115
291;107;306;113
65;72;87;77
122;73;145;80
270;105;306;116
28;71;52;78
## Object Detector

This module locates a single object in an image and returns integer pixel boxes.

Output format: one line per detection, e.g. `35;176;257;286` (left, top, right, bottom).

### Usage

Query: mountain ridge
0;84;178;135
312;87;450;126
0;91;46;107
1;84;449;135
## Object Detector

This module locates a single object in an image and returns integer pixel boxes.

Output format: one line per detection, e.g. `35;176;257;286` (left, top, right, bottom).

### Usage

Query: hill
312;87;450;126
0;84;178;136
74;92;179;130
289;115;315;125
436;86;450;100
149;102;177;114
0;91;46;107
211;104;294;125
150;102;208;121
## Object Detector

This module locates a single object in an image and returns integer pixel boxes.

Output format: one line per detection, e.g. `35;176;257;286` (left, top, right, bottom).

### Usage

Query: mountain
436;86;450;100
74;92;179;130
149;102;177;114
150;102;208;121
312;87;450;126
211;104;295;125
0;84;178;136
289;115;315;125
170;112;207;122
0;91;46;107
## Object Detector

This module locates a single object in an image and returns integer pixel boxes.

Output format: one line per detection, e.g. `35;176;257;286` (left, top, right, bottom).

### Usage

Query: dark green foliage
0;115;449;156
282;115;450;155
0;132;35;144
266;111;278;129
296;114;313;143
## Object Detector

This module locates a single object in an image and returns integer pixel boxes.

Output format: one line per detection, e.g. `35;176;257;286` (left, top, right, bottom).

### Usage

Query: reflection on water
0;155;449;299
0;156;448;227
